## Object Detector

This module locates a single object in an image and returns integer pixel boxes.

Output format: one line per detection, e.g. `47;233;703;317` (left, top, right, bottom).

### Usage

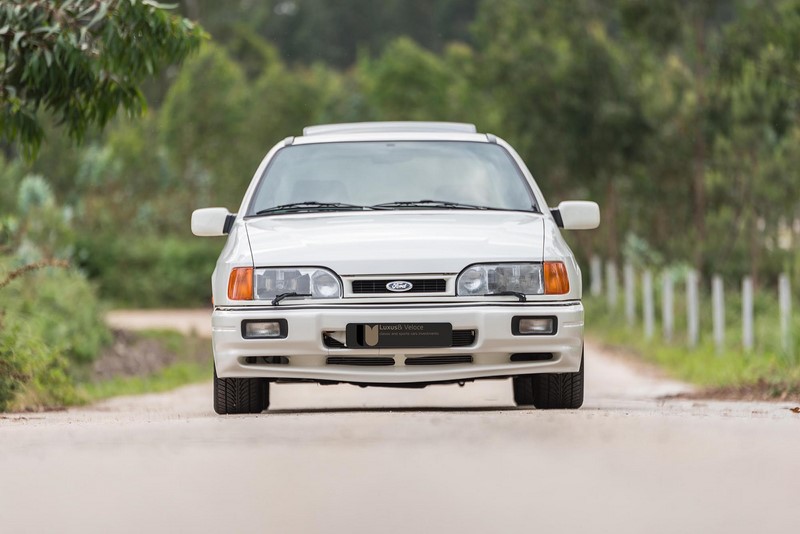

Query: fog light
513;317;556;335
242;320;286;338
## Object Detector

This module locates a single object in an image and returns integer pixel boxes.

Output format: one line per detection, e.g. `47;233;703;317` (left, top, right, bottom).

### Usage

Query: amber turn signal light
228;267;254;300
544;262;569;294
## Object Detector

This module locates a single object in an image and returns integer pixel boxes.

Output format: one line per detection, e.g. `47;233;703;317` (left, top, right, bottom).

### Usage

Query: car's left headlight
254;267;342;300
456;262;569;296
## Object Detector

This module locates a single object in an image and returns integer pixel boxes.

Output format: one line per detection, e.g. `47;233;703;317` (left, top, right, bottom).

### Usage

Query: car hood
244;211;544;275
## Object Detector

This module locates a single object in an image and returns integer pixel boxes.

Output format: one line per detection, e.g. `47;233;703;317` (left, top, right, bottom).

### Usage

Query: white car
192;122;599;414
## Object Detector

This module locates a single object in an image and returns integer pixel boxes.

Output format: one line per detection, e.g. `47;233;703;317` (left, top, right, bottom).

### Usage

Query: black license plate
346;323;452;349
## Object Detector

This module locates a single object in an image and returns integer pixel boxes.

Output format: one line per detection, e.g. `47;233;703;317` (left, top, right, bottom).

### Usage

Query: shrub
0;322;80;411
0;260;109;410
77;234;222;308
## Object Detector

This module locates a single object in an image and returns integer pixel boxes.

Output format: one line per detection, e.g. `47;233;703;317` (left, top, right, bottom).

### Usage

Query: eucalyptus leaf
0;0;206;158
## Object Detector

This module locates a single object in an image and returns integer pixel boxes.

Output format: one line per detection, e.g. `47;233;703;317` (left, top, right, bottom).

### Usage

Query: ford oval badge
386;281;413;292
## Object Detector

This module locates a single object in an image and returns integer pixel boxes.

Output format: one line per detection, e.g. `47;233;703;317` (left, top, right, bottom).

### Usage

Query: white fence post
712;275;724;354
590;255;602;297
742;276;754;351
686;270;699;348
779;274;792;357
662;271;674;342
606;261;618;310
643;270;654;340
624;263;636;327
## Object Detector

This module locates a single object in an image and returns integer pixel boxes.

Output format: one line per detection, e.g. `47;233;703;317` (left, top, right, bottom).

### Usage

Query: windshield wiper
371;200;496;210
272;292;312;306
485;291;527;302
255;202;372;215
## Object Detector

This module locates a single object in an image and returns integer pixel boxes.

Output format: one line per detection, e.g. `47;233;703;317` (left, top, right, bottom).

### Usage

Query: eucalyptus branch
0;259;70;291
0;0;206;157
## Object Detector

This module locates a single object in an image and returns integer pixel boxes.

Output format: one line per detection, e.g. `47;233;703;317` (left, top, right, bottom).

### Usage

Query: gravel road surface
1;310;799;533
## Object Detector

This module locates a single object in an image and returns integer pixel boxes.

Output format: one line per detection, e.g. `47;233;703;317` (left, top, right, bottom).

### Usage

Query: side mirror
191;208;235;236
551;201;600;230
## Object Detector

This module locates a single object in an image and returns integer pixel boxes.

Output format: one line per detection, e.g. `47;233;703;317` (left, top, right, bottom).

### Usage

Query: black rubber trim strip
217;301;582;312
270;372;567;388
510;353;553;361
550;208;564;228
223;213;236;234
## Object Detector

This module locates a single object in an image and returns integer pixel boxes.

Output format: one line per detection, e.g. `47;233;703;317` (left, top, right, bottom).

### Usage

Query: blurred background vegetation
2;0;800;408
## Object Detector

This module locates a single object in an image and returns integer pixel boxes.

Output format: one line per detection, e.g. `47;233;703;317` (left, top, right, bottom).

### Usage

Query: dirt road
2;310;799;533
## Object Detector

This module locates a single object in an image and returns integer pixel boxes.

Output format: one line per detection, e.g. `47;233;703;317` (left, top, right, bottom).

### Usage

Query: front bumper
212;302;584;384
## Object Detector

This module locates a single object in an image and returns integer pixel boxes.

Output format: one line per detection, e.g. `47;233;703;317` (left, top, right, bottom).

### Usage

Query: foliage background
0;0;204;410
5;0;798;304
2;0;800;408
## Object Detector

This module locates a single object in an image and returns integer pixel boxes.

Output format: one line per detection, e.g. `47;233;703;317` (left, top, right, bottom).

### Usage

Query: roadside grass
80;361;211;401
584;295;800;398
78;329;212;403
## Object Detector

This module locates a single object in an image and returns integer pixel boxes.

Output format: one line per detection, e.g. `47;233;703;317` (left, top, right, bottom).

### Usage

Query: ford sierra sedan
191;121;600;414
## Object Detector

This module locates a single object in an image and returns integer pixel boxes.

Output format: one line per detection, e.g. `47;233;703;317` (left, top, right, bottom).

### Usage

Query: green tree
246;60;361;159
362;37;456;121
0;0;205;156
705;0;800;283
473;0;648;259
619;0;734;270
179;0;479;68
159;43;249;209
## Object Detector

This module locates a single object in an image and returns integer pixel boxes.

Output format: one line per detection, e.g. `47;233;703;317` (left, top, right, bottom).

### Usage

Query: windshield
247;141;537;215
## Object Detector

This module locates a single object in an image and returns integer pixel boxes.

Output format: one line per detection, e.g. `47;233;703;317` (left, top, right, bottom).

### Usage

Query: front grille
262;356;290;365
451;330;476;347
405;355;473;366
323;334;346;348
326;356;395;366
323;329;476;348
243;356;289;365
352;279;447;294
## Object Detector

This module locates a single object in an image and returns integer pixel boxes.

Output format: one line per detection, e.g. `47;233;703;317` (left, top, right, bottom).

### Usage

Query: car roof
294;121;491;145
303;121;477;136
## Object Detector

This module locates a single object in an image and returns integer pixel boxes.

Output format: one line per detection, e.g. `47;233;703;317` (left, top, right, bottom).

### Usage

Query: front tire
530;354;584;409
213;365;270;414
512;376;535;406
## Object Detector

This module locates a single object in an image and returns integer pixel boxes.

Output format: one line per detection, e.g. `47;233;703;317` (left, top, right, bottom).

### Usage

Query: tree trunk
605;179;618;261
183;0;200;20
749;211;760;290
691;12;708;273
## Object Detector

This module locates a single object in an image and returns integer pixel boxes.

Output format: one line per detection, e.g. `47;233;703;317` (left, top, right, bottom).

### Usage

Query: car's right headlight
456;262;569;296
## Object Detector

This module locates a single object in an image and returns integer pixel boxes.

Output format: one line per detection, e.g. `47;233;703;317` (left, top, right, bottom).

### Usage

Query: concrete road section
1;311;799;533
